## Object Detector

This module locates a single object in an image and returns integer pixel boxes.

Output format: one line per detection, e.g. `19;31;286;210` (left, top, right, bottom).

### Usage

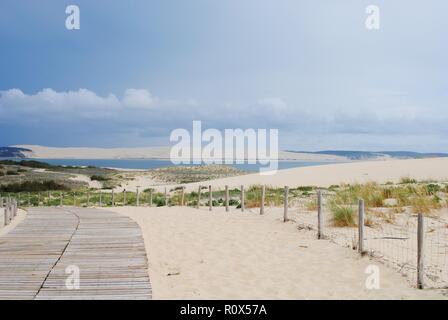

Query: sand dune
181;157;448;190
13;144;348;161
119;157;448;192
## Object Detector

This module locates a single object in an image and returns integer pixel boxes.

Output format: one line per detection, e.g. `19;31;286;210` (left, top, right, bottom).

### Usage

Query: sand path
111;206;447;299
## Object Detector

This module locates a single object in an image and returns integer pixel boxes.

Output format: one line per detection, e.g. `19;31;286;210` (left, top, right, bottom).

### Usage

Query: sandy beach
110;206;446;299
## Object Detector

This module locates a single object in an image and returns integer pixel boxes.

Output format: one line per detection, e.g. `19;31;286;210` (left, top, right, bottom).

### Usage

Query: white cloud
0;87;447;150
123;89;155;108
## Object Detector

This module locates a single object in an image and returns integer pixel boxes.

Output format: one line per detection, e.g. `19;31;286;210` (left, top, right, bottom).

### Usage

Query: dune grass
330;203;357;227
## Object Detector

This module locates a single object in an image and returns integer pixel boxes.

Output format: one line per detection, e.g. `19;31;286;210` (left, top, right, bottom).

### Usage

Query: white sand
180;158;448;190
118;157;448;192
68;174;102;189
110;206;446;299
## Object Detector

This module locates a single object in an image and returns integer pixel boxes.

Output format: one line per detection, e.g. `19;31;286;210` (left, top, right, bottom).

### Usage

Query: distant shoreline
1;157;344;172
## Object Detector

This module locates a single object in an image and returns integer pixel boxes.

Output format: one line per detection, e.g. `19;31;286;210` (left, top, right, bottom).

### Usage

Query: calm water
5;158;337;172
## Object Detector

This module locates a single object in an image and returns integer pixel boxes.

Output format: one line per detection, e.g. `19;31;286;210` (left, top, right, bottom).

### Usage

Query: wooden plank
0;207;152;300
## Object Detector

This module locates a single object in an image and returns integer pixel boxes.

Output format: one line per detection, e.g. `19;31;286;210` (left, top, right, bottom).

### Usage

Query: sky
0;0;447;151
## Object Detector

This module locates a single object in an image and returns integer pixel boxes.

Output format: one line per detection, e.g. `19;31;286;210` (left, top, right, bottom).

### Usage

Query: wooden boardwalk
0;207;152;300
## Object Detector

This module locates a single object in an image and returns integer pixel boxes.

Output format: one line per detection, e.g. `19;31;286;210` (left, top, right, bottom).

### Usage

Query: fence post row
1;198;18;226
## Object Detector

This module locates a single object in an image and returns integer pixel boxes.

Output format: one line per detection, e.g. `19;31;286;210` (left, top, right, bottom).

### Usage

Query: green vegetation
0;181;68;192
399;176;417;184
327;181;446;224
330;204;357;227
90;175;110;182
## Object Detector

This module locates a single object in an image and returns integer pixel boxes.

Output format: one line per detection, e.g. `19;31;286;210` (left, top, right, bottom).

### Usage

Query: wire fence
1;184;447;289
0;196;18;227
290;190;448;289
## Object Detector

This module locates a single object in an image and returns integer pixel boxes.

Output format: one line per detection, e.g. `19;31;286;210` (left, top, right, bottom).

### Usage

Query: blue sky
0;0;447;151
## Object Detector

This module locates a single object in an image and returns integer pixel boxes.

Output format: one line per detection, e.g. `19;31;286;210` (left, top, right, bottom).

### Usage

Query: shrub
0;180;69;192
90;175;110;181
296;186;314;192
425;183;440;195
331;203;357;227
400;177;417;184
411;193;441;215
229;199;239;206
305;199;318;211
6;170;19;175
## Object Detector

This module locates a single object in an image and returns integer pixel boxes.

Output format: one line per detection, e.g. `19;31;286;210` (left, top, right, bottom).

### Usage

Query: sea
3;158;339;172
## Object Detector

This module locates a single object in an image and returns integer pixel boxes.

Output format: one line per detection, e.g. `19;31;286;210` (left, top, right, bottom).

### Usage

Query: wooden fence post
123;190;126;206
99;193;103;207
165;188;168;206
241;185;245;212
87;192;90;207
260;185;266;215
181;187;185;206
225;185;229;212
28;193;31;207
317;190;324;239
60;192;63;207
283;186;289;222
197;186;201;209
111;190;115;207
73;192;76;207
150;190;153;207
209;185;212;211
417;213;425;289
4;204;8;226
358;199;365;254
